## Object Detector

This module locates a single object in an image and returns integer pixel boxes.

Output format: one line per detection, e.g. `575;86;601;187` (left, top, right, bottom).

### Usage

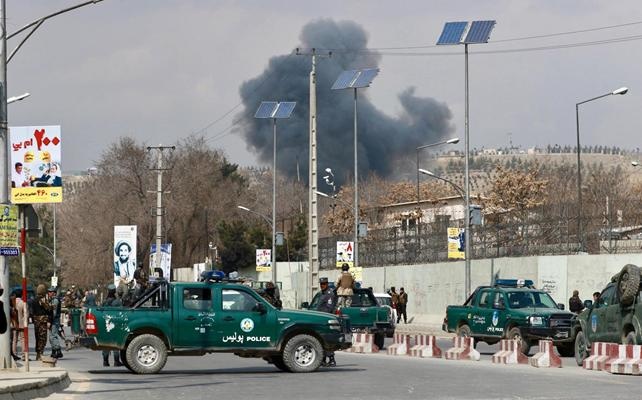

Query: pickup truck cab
82;279;352;374
443;279;575;355
302;287;394;349
574;264;642;365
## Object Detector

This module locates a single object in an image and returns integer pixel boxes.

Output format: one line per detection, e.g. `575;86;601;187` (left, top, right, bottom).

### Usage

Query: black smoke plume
238;19;455;187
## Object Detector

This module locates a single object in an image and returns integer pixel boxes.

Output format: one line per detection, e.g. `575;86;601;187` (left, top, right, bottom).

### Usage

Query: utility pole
296;48;330;299
0;0;8;369
147;145;174;277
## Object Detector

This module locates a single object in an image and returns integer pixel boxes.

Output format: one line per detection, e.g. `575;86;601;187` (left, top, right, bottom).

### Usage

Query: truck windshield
506;291;557;309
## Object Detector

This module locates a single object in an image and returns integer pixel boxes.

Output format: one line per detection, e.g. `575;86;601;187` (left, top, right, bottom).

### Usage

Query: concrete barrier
444;337;480;361
583;342;618;371
387;334;411;356
345;333;379;353
604;344;642;375
409;335;442;358
529;340;561;368
491;339;528;364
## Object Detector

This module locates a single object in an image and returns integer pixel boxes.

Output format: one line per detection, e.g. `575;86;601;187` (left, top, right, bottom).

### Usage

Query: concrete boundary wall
278;254;642;325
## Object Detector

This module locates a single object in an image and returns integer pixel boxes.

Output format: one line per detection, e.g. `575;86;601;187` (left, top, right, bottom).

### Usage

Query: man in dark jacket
101;284;124;367
397;287;408;324
315;278;337;367
569;290;584;313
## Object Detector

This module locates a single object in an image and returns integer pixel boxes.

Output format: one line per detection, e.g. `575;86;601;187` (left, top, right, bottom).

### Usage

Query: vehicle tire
282;334;323;373
456;324;472;337
120;349;134;372
374;333;385;350
125;334;168;374
556;343;574;357
574;331;589;366
624;331;637;345
617;264;640;307
266;355;290;372
507;327;530;355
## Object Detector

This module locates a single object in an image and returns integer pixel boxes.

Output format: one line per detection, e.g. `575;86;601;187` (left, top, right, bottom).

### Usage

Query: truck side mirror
557;303;565;310
253;302;267;314
583;299;593;310
301;301;310;309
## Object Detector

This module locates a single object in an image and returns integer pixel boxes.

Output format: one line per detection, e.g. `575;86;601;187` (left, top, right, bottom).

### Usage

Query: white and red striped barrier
387;334;411;356
444;337;480;361
583;342;618;371
345;333;379;353
529;340;561;368
604;344;642;375
409;335;442;358
491;339;528;364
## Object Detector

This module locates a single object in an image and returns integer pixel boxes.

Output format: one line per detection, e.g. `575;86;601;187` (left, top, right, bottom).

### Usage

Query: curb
0;370;70;400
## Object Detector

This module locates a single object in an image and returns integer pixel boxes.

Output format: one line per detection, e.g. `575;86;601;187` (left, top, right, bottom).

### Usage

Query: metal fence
318;216;642;270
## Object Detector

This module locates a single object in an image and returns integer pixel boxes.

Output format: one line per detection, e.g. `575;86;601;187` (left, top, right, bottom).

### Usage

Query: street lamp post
254;101;296;284
0;0;104;370
416;138;459;204
575;87;628;251
418;169;465;201
332;68;379;269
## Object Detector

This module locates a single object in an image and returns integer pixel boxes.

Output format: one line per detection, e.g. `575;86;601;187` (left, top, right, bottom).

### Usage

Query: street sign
0;247;18;256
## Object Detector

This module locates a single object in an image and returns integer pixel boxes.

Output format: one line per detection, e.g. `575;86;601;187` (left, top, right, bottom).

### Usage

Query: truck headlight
529;316;543;326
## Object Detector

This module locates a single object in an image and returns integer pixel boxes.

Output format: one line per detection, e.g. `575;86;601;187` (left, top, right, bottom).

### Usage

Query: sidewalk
0;363;69;400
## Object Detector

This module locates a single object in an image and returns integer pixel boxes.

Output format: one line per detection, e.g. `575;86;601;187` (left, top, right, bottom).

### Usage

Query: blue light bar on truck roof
494;279;534;288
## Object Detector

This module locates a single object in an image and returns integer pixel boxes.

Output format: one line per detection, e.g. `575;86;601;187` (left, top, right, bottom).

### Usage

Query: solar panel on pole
436;21;468;45
464;20;496;44
352;68;379;88
255;101;279;118
331;70;359;90
274;102;296;119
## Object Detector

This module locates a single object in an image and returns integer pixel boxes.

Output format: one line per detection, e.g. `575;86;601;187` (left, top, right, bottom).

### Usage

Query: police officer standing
315;277;337;367
101;284;124;367
47;287;64;358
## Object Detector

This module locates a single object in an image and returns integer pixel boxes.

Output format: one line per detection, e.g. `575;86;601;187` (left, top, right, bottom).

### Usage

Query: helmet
265;281;275;289
47;286;57;293
37;284;47;296
106;283;116;291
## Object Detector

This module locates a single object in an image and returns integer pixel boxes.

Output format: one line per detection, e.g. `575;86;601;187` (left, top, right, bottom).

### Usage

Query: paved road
42;339;639;400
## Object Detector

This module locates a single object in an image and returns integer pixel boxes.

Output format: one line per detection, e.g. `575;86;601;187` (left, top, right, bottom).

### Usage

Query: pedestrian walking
101;284;123;367
397;287;408;324
47;287;64;358
569;290;584;313
9;291;27;361
32;284;51;360
335;263;355;308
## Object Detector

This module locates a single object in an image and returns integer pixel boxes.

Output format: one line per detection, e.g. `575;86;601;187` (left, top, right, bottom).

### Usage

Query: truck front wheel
456;324;472;337
574;331;589;366
282;334;323;373
507;327;530;355
125;334;168;374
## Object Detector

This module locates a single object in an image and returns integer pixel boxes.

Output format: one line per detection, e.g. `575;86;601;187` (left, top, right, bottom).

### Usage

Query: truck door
175;286;216;348
470;289;494;336
591;285;616;343
214;287;278;348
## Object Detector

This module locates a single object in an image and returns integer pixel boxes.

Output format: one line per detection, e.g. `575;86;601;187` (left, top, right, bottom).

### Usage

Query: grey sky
8;1;642;173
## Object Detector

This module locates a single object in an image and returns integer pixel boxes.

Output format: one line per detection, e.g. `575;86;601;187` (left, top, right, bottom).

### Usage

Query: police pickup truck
574;264;642;366
302;287;395;350
442;279;576;355
81;278;352;374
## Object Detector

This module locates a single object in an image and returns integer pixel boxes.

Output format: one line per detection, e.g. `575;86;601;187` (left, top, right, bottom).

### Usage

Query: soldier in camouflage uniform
32;284;51;360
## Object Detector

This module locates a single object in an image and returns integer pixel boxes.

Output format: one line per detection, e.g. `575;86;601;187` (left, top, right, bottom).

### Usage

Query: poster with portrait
114;225;137;287
150;243;172;281
0;205;19;256
336;241;354;268
256;249;271;272
10;125;62;204
448;227;465;259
